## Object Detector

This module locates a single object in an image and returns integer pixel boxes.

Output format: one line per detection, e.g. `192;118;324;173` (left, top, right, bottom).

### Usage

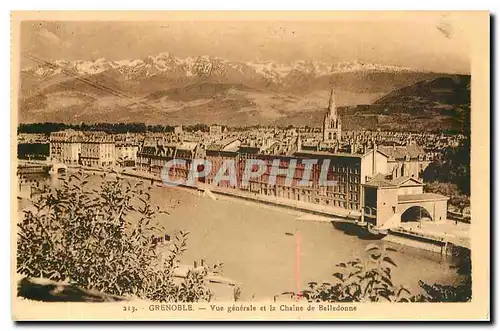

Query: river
19;172;463;301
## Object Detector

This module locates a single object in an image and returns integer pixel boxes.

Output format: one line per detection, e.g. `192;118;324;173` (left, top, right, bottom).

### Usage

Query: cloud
36;28;61;46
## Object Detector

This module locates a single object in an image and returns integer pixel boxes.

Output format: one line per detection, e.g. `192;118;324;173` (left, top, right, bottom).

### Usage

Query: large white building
49;130;83;165
115;143;139;166
79;135;116;168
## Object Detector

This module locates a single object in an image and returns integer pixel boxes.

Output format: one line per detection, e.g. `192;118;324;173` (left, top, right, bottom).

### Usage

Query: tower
323;87;342;143
297;132;302;152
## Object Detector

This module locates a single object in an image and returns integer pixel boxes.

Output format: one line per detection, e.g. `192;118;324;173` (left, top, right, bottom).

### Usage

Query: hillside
350;75;471;133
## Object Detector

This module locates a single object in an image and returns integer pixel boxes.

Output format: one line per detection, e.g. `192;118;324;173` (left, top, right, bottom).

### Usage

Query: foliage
17;122;176;134
287;245;412;302
18;143;50;160
424;181;470;212
17;122;218;134
286;244;472;303
233;286;242;302
412;246;472;302
184;124;210;133
411;277;472;302
17;171;218;302
422;136;470;197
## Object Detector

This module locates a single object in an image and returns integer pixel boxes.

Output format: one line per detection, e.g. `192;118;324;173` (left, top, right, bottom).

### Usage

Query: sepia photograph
10;11;490;321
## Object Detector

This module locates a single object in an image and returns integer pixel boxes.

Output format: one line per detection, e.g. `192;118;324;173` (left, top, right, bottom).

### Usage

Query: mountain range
18;52;470;132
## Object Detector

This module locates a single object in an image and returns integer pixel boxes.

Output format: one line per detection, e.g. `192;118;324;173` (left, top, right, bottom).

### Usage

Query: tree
424;181;470;213
422;136;470;197
17;171;221;302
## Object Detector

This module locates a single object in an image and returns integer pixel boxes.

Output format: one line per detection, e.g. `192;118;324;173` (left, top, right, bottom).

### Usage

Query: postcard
11;11;490;321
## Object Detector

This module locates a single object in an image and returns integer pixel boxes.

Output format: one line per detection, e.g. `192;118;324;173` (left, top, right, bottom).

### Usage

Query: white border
2;1;497;330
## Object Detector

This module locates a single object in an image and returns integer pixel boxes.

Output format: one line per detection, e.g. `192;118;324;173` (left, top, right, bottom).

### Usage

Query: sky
19;13;471;74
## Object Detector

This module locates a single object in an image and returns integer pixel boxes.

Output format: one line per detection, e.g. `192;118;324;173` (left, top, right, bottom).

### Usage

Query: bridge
397;193;449;222
371;192;449;233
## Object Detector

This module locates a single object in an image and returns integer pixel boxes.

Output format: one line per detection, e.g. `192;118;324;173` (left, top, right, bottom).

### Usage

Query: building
136;142;177;174
363;173;448;230
207;138;241;153
115;143;139;167
205;149;239;188
80;136;116;168
174;142;205;183
202;141;447;229
377;142;430;179
137;141;204;184
174;125;183;135
218;144;389;211
322;88;342;143
49;130;83;165
17;163;51;187
209;125;223;136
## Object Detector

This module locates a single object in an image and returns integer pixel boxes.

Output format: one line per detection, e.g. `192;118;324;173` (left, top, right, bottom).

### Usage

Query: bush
411;278;472;302
286;245;412;302
17;171;219;302
285;245;471;303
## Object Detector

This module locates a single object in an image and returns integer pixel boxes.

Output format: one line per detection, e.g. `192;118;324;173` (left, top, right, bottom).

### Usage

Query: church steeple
328;87;337;117
323;86;342;144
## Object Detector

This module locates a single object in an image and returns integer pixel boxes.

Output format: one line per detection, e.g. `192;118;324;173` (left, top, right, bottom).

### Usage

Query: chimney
372;142;377;175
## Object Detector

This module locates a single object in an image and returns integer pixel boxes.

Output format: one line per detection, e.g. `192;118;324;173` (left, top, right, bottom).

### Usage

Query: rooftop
177;142;198;151
365;174;423;188
365;173;397;187
378;143;425;159
398;193;449;202
294;150;364;158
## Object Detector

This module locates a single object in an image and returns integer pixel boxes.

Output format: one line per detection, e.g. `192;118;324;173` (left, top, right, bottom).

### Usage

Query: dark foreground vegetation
284;245;471;303
17;171;220;302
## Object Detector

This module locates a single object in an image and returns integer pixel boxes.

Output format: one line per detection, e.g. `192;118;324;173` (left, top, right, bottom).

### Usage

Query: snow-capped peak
22;52;422;81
